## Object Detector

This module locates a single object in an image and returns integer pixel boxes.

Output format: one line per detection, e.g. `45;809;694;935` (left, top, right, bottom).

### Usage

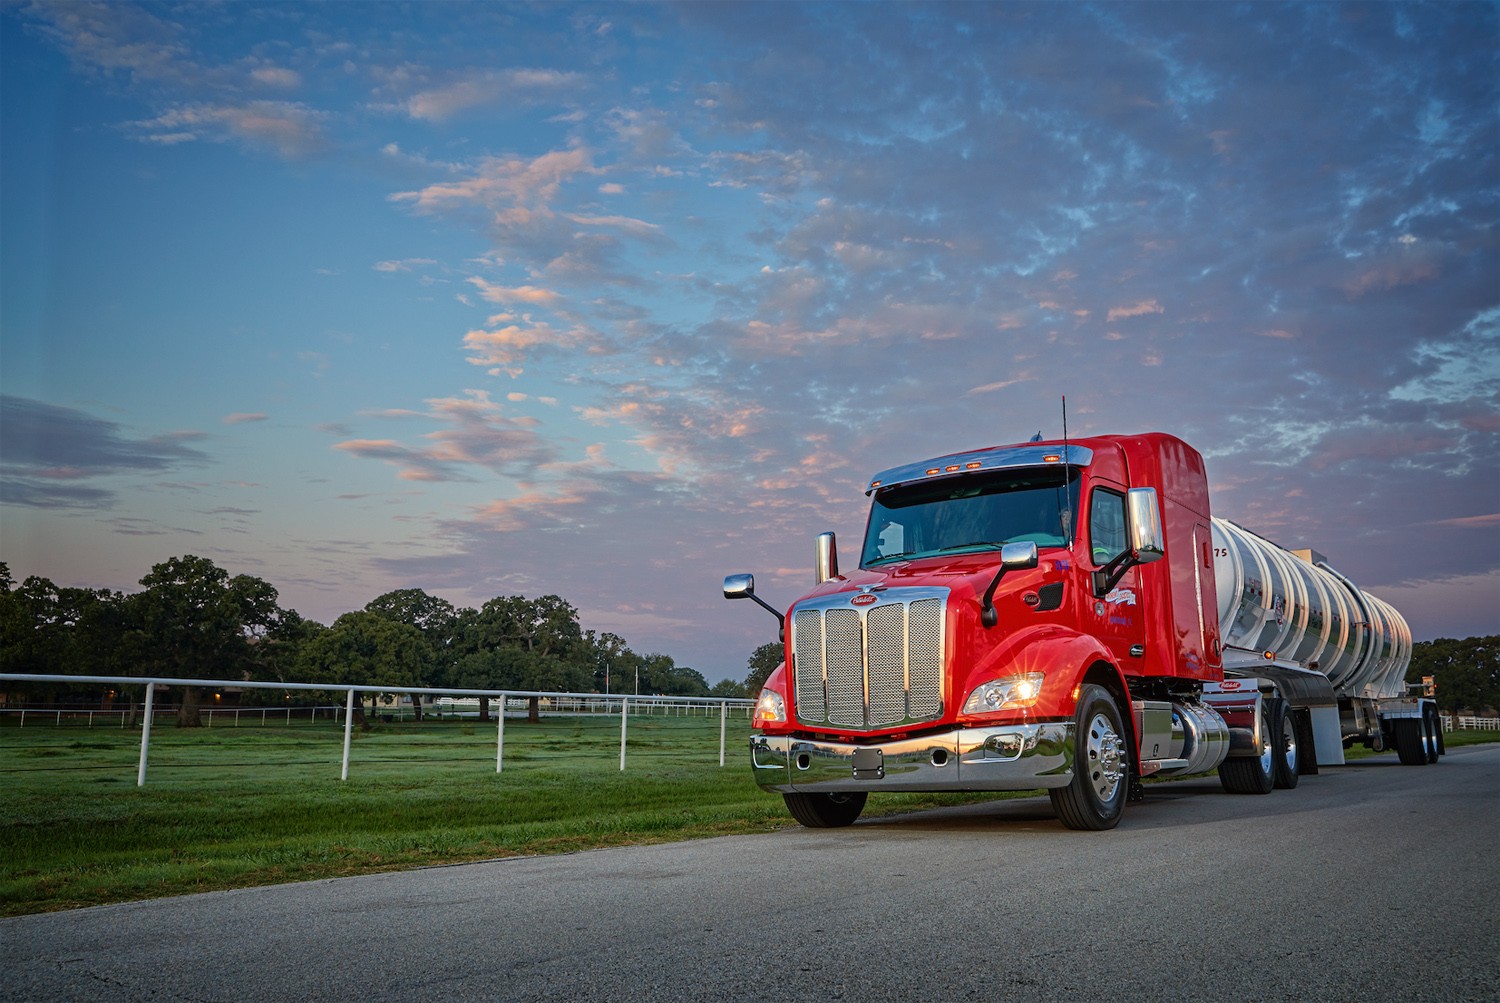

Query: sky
1;1;1496;685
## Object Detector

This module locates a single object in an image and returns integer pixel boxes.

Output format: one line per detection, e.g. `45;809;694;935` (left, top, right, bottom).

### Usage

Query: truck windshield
861;467;1081;566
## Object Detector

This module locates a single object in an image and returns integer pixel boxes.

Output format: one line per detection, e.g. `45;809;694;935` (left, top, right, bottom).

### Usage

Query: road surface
5;745;1498;1002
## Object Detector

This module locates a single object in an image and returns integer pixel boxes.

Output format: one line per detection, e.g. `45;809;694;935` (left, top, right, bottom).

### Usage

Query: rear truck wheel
1394;718;1427;766
1423;708;1441;763
783;791;867;828
1220;702;1276;795
1049;684;1127;831
1272;701;1299;790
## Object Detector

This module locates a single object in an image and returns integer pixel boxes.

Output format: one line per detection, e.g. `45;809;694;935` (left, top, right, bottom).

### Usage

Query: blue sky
2;1;1496;684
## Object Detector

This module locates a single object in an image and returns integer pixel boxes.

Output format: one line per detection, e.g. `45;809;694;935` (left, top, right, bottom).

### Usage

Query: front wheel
1049;684;1128;831
783;791;867;828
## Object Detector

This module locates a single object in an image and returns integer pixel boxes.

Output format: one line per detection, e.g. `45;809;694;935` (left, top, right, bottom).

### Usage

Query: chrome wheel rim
1085;711;1125;803
1282;715;1298;775
1258;713;1274;776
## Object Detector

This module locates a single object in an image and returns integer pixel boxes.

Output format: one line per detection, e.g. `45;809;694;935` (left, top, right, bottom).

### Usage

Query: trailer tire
1393;718;1427;766
1049;684;1127;831
1272;701;1299;790
783;791;867;828
1220;703;1275;795
1423;708;1441;764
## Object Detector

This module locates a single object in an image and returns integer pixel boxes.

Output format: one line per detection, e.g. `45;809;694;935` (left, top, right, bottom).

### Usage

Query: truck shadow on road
844;767;1390;834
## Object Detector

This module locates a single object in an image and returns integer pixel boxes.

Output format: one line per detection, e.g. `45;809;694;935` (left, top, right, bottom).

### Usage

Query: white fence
1443;714;1500;731
0;673;754;786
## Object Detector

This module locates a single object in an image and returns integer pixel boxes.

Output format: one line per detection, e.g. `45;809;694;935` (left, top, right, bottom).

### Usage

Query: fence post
137;684;155;787
619;696;629;771
340;688;355;781
720;701;728;767
496;696;505;773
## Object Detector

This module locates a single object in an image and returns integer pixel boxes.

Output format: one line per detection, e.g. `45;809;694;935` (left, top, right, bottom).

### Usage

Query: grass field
0;714;1005;916
4;716;1494;917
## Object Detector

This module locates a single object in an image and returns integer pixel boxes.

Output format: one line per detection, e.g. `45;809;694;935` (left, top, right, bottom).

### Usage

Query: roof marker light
965;461;982;469
945;464;960;472
1043;454;1061;463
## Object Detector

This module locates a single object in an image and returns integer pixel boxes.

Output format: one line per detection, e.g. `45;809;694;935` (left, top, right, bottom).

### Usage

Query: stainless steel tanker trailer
1210;517;1434;770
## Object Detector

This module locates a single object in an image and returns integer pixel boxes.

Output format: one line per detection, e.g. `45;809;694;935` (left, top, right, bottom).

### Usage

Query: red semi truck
724;432;1438;830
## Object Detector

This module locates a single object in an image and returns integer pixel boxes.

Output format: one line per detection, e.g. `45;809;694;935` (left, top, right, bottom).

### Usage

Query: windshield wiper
936;541;1009;554
866;551;918;566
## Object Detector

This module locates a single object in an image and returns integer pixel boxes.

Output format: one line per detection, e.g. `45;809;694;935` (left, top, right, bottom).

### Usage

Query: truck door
1088;484;1147;671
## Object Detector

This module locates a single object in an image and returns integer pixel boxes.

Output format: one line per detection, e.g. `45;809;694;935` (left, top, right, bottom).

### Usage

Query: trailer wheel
782;791;867;828
1272;701;1299;790
1393;718;1427;766
1049;684;1127;831
1220;704;1275;795
1423;708;1441;764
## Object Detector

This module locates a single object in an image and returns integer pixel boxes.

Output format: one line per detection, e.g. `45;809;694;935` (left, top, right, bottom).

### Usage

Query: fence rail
0;674;754;785
1444;714;1500;731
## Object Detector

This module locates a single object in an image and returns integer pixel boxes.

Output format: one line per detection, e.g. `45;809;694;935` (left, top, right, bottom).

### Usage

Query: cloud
125;101;329;158
0;396;209;509
466;278;561;306
399;68;584;122
332;390;551;481
223;413;269;424
1106;300;1166;322
390;147;596;214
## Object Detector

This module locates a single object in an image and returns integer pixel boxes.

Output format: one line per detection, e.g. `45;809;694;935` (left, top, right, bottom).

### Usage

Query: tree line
15;555;1482;724
0;556;763;728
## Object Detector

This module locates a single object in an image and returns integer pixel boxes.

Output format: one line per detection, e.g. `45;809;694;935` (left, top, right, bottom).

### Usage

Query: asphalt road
5;745;1498;1003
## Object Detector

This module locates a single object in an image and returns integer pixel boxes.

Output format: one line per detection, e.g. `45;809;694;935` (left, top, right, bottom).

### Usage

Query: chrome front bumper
750;723;1075;794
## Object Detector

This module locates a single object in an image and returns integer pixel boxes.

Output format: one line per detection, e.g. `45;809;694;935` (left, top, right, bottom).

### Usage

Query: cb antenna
1059;395;1072;547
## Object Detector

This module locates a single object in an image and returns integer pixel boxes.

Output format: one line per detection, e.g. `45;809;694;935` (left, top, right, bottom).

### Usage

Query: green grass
0;715;1003;916
7;718;1493;917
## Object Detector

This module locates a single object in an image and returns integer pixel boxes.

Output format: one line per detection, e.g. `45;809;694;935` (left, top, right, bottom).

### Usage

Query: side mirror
723;573;756;599
1093;488;1166;597
1127;487;1165;564
723;573;785;635
980;541;1040;628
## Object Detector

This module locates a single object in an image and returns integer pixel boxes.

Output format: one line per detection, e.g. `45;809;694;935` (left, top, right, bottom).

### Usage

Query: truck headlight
962;672;1045;715
754;688;787;725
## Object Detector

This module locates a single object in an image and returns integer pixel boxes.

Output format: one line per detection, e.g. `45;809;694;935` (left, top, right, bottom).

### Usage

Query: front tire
1049;684;1128;831
783;791;867;828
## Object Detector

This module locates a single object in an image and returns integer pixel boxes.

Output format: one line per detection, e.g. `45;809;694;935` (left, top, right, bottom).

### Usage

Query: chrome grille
791;589;948;729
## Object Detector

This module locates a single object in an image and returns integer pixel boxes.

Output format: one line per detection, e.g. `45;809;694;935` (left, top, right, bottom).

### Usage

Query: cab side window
1089;489;1127;566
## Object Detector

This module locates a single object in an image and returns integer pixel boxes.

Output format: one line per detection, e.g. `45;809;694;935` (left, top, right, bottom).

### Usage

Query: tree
364;589;456;721
641;655;710;696
580;630;635;695
710;678;748;699
744;641;783;695
0;576;71;677
1408;636;1500;715
464;595;589;721
295;611;427;727
134;556;281;726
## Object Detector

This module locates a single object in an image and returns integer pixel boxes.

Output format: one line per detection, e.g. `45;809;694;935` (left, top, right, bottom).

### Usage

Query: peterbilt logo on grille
850;593;879;606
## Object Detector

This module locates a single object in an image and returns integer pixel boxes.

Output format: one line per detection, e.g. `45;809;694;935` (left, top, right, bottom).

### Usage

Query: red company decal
1220;680;1243;691
851;593;879;607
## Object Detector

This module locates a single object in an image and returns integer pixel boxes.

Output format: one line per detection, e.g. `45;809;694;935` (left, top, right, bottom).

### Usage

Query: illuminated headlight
962;672;1045;715
754;688;787;724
